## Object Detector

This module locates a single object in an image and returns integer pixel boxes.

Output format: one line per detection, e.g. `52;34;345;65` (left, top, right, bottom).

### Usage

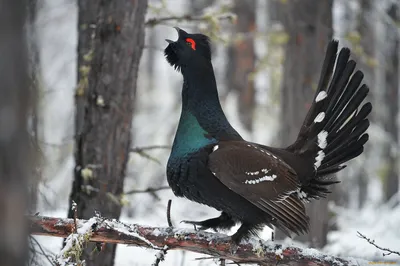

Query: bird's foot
228;234;243;254
180;220;211;231
228;239;239;254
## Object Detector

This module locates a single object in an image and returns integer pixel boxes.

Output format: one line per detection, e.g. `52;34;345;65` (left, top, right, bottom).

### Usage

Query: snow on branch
28;215;370;266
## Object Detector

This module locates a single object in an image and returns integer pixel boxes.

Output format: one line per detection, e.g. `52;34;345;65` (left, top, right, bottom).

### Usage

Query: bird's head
164;27;211;72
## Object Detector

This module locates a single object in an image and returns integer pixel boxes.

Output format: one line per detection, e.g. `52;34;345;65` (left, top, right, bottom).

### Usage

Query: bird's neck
170;62;241;158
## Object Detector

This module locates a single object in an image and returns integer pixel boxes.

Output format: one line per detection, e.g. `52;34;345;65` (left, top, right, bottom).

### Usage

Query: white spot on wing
212;145;219;152
315;91;327;102
244;172;277;184
246;144;283;162
245;170;260;176
314;112;325;123
317;130;328;149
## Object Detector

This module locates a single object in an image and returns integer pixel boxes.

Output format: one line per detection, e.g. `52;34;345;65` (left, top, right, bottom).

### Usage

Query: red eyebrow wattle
186;38;196;50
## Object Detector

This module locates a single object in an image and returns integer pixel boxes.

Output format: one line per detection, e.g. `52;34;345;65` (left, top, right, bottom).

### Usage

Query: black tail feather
285;40;372;202
327;103;372;150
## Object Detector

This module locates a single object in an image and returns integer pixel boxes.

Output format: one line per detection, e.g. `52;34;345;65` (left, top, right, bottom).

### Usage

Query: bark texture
354;0;375;208
383;4;399;202
29;215;368;266
272;0;333;248
0;0;31;265
68;0;147;265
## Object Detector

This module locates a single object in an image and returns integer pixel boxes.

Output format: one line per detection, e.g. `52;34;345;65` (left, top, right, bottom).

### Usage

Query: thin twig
72;201;78;233
357;231;400;257
129;145;171;165
30;236;56;266
145;14;234;27
167;199;173;227
124;186;170;195
130;145;171;153
151;245;169;266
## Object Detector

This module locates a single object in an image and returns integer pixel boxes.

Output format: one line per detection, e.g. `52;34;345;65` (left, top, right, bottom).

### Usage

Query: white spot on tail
314;150;325;169
212;145;219;152
245;173;277;184
314;112;325;123
296;189;310;203
297;189;307;199
317;130;328;149
316;91;327;102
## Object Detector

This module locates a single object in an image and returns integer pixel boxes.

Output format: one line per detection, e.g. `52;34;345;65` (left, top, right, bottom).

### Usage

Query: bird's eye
185;38;196;50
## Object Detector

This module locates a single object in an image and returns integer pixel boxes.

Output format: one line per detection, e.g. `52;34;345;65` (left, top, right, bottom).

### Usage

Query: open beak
165;27;188;44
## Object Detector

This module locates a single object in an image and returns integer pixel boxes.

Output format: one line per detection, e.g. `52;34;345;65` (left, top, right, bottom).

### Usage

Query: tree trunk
353;0;375;209
0;0;32;265
226;0;256;132
67;0;147;265
383;4;399;202
274;0;333;248
27;0;41;212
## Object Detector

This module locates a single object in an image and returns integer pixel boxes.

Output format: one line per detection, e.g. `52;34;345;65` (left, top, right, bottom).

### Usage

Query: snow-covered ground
33;0;400;265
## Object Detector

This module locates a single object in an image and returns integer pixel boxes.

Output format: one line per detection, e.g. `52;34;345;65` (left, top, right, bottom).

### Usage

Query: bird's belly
167;158;269;224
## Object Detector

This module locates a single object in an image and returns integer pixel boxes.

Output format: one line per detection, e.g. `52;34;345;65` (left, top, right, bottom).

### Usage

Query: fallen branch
357;231;400;257
29;215;369;266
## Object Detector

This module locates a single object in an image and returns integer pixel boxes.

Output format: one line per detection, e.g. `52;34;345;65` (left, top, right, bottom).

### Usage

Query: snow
31;0;400;265
325;199;400;261
56;217;98;265
104;219;158;249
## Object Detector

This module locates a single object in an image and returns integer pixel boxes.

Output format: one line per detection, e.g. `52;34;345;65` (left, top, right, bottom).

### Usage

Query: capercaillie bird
164;27;372;244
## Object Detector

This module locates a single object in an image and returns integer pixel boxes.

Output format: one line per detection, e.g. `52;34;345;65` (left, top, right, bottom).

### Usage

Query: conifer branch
29;215;369;266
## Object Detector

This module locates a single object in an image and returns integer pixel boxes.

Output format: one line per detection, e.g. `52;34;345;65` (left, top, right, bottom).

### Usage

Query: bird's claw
229;242;239;254
180;220;209;231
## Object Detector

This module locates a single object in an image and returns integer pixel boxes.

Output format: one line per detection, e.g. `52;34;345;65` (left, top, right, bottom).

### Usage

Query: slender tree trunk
27;0;41;211
0;0;32;265
273;0;333;248
226;0;256;132
67;1;147;265
383;4;399;202
353;0;375;209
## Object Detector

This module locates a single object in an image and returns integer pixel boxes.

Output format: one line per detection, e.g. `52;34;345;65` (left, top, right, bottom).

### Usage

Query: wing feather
208;141;310;235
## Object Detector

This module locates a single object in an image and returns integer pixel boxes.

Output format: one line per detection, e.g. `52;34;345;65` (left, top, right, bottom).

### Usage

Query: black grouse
164;27;372;244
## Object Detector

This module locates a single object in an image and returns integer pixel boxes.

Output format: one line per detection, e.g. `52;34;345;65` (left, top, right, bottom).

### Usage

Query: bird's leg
181;212;236;231
229;222;262;253
230;222;253;245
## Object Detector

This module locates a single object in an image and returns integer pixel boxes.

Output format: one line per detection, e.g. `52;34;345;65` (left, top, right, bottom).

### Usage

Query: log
28;215;369;265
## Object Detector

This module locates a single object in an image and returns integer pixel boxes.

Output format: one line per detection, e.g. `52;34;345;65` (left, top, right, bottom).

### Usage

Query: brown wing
208;141;309;235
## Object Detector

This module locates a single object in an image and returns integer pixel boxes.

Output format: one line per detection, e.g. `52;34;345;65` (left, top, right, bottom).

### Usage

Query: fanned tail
286;40;372;201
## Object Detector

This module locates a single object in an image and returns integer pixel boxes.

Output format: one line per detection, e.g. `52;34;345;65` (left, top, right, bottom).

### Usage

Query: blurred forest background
25;0;400;265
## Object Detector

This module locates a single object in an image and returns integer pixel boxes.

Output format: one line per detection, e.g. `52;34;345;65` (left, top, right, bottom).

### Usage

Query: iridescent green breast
170;112;217;158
